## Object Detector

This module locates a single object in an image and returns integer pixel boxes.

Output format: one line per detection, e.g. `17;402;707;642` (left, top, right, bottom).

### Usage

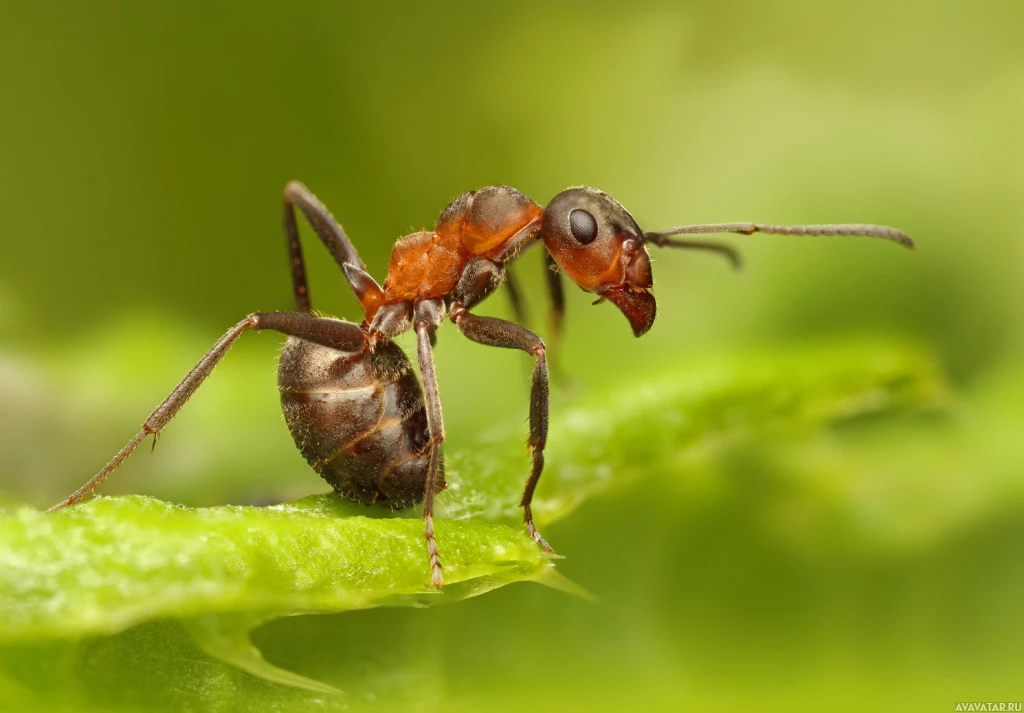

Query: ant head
542;187;656;337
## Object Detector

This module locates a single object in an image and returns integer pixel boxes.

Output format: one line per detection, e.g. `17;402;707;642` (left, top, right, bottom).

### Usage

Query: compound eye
568;208;598;245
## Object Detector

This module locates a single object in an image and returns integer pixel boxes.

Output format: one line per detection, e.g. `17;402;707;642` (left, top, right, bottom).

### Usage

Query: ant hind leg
283;180;373;312
48;312;365;512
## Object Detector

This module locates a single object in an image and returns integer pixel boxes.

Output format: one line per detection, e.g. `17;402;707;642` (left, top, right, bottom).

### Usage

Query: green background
0;1;1021;711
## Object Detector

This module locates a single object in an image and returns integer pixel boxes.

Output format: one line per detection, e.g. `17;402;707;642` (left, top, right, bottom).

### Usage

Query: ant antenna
642;235;743;270
645;222;914;250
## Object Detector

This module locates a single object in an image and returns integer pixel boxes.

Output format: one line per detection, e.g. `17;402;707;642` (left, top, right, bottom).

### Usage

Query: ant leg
283;180;369;312
503;256;565;369
49;312;365;512
413;299;447;588
503;268;536;384
544;251;566;362
503;266;529;327
450;306;552;552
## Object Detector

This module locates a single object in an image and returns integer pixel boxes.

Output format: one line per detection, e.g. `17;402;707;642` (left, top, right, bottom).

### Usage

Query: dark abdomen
277;333;439;508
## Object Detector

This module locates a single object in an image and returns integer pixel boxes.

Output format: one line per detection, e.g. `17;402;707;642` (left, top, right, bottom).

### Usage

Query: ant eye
569;209;598;245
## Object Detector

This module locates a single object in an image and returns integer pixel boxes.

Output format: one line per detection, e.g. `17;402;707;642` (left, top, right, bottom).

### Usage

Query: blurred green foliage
0;342;955;709
0;0;1021;711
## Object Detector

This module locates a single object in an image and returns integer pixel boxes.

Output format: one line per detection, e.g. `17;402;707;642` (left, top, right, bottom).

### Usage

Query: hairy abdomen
277;334;439;508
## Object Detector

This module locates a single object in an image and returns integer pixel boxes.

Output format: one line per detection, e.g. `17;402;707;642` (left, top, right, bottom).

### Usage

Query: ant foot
526;519;554;553
425;514;444;588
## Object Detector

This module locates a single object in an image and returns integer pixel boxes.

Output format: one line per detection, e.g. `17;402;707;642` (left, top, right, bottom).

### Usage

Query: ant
49;182;914;588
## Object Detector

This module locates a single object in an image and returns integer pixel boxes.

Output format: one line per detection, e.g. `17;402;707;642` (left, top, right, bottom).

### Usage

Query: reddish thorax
379;188;543;307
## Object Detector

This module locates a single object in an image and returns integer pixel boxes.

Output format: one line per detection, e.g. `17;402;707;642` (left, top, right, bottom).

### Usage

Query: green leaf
0;340;947;707
0;495;557;643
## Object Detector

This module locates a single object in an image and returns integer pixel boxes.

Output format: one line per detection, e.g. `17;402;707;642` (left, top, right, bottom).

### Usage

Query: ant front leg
543;250;569;381
504;253;566;357
544;251;565;348
450;260;553;552
49;312;365;512
503;265;529;328
413;298;448;588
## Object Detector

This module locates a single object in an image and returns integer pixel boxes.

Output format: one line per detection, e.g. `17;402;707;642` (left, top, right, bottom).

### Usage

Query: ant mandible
50;182;914;588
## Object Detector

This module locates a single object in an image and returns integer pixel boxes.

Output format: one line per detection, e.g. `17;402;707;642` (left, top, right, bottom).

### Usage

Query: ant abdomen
278;333;441;509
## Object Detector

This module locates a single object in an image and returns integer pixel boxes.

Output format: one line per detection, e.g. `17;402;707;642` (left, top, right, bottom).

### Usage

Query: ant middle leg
49;312;365;512
413;299;447;588
283;180;373;312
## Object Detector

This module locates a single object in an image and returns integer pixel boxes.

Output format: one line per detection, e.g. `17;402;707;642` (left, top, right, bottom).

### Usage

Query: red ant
50;182;914;588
